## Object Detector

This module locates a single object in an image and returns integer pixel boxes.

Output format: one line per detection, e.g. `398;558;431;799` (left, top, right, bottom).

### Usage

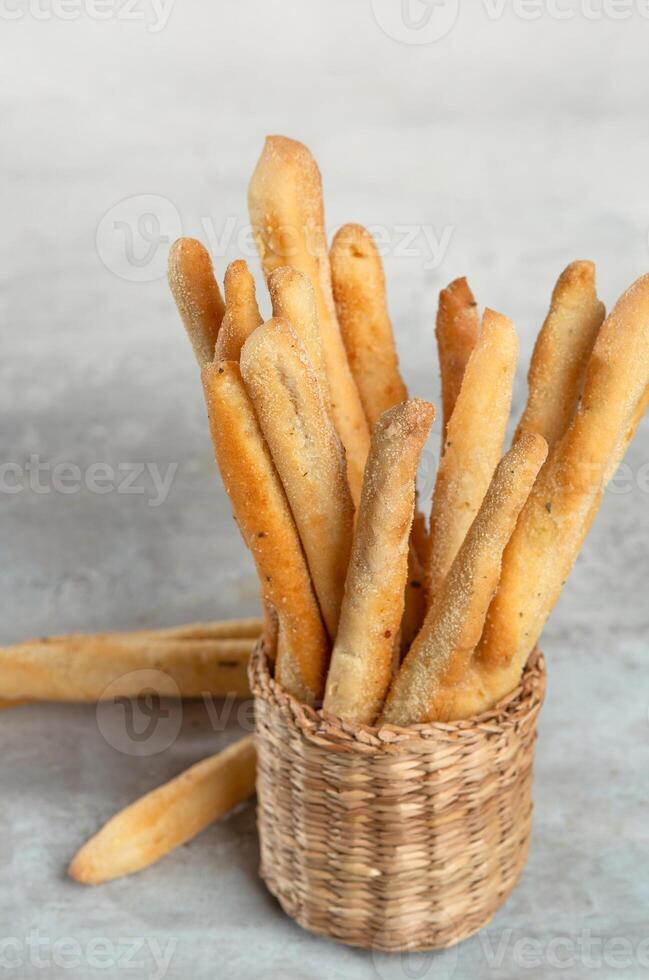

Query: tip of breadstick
552;260;597;302
268;265;309;291
168;237;210;278
224;259;251;289
374;399;435;440
331;223;375;258
440;276;476;308
511;430;549;468
256;134;317;174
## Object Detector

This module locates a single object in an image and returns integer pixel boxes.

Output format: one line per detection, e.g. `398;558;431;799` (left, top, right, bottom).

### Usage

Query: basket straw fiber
249;639;546;952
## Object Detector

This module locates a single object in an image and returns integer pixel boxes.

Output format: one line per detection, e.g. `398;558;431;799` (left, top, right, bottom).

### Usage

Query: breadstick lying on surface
515;260;605;447
381;433;548;726
214;259;263;361
476;273;649;693
144;618;262;640
240;318;354;640
202;361;329;703
427;309;518;605
323;400;434;724
436;277;480;439
248;135;370;503
168;238;225;365
330;223;408;427
0;635;255;702
69;736;256;885
268;266;328;398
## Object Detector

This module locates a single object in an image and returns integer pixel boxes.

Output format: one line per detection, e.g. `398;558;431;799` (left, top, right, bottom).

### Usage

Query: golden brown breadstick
427;309;518;605
248;135;370;503
240;318;354;640
330;223;408;427
69;736;256;884
0;635;254;702
476;273;649;695
145;618;262;640
436;277;480;439
381;434;548;726
515;260;605;447
168;238;225;365
214;259;263;361
401;543;428;657
267;266;328;396
323;400;434;724
202;360;329;703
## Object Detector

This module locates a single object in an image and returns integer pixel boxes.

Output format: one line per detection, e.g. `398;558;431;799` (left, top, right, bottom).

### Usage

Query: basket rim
249;639;546;753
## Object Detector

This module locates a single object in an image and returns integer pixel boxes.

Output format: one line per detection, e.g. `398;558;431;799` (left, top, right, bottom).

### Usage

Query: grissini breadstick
380;434;548;726
515;260;605;447
267;266;329;399
330;223;408;427
240;318;354;640
201;360;329;703
401;544;428;657
69;736;256;884
323;400;434;724
168;238;225;365
435;277;480;439
145;618;262;640
0;636;254;702
248;135;370;503
214;259;263;361
427;309;518;605
476;273;649;696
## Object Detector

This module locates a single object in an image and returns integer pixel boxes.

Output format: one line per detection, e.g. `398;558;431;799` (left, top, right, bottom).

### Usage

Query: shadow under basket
249;640;546;953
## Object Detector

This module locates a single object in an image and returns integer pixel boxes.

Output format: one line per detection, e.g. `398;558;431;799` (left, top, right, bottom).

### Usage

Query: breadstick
240;318;354;640
202;361;329;703
145;618;262;640
168;238;225;365
214;259;263;361
323;400;434;724
515;260;605;447
476;273;649;695
330;223;408;427
427;309;518;605
69;736;256;884
401;543;428;657
267;266;328;397
436;277;480;438
380;434;548;726
248;135;370;503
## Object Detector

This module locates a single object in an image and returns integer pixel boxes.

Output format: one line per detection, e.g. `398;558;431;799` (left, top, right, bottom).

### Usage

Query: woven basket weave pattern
250;641;546;952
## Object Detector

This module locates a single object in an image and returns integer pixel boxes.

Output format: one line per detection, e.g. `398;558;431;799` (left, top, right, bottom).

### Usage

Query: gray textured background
2;2;649;978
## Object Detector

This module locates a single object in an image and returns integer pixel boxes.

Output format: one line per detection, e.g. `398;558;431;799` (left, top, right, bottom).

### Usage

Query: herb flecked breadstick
214;259;263;360
515;260;605;447
240;318;354;640
330;223;408;427
248;135;370;503
201;361;329;704
381;433;547;726
435;277;480;439
476;273;649;696
324;400;434;724
427;309;518;605
168;238;225;365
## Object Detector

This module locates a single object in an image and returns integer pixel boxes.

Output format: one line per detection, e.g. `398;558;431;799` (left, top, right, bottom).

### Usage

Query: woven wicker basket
249;639;546;952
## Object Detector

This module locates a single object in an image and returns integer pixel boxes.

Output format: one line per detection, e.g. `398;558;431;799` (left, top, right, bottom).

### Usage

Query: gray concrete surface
1;2;648;977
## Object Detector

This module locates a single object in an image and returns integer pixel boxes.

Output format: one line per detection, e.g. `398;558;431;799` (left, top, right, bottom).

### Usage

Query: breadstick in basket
324;399;434;724
168;238;225;365
381;433;548;726
240;318;354;640
476;273;649;693
69;736;256;884
436;277;480;439
214;259;262;361
330;223;407;427
202;360;329;703
427;309;518;605
515;260;605;447
248;135;370;503
268;266;328;398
